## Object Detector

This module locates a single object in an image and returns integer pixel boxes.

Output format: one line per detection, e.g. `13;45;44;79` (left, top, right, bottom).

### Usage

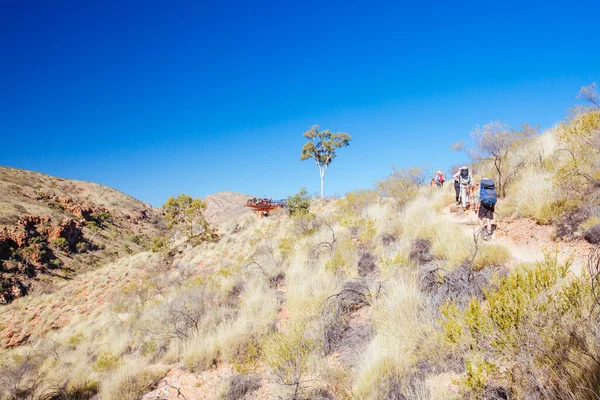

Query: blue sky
1;1;599;206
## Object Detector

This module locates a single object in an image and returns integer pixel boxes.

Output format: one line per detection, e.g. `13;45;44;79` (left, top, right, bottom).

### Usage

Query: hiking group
430;170;445;188
451;166;498;240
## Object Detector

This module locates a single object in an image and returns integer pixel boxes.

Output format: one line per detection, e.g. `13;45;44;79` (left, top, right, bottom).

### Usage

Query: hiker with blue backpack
478;177;498;239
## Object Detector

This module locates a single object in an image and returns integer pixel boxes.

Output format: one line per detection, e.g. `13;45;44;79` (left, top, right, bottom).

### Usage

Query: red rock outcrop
48;218;83;247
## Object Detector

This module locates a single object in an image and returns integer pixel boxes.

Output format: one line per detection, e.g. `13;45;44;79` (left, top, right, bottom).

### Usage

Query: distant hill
0;166;164;303
203;191;255;225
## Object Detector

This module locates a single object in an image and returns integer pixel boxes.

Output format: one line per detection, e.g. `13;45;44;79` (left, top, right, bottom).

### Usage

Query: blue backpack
480;179;497;207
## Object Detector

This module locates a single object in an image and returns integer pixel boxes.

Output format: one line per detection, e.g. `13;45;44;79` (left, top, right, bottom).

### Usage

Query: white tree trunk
319;168;326;199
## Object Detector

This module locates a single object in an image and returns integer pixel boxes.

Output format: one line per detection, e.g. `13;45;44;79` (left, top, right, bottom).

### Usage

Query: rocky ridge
0;166;164;303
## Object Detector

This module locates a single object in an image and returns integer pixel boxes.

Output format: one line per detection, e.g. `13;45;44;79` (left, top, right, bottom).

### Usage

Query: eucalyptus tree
300;125;351;198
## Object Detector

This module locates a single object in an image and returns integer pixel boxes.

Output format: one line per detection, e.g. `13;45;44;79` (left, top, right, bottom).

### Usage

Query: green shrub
262;321;321;398
441;253;600;398
75;241;89;253
51;237;68;251
150;236;168;253
68;333;84;349
85;221;99;230
287;188;311;216
93;351;121;373
94;211;112;222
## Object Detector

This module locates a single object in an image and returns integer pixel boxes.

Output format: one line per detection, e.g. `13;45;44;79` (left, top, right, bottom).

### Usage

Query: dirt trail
443;205;590;274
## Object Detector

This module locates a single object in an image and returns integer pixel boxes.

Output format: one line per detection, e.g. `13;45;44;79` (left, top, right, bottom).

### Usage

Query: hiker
435;170;445;187
458;166;472;210
478;177;497;239
453;169;461;204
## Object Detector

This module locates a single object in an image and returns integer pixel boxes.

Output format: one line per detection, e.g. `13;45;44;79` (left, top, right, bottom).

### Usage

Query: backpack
480;179;497;207
460;168;470;185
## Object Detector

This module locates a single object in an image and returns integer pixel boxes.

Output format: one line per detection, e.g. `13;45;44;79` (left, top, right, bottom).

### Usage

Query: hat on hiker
436;170;442;174
460;166;468;170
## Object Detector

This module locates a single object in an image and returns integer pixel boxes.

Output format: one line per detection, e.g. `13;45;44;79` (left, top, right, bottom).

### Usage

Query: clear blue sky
1;1;599;206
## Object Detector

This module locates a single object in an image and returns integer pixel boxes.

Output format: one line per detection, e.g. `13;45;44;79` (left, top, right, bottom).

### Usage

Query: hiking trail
442;205;590;274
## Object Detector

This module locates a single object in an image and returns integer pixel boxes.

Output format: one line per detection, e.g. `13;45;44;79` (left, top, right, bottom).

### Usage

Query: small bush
150;236;168;253
50;258;62;267
75;241;89;254
262;321;322;399
85;221;98;230
51;237;68;251
68;332;84;349
92;351;121;373
287;188;311;216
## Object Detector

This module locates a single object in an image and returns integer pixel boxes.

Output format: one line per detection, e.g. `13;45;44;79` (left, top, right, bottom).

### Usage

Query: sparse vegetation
3;86;600;399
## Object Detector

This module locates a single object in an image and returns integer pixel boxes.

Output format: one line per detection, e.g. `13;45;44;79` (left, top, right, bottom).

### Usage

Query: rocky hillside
0;167;164;303
203;191;255;225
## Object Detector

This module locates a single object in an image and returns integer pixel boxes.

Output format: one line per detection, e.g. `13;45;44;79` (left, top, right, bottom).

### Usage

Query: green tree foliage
300;125;351;198
456;121;538;197
163;194;218;244
286;188;311;216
